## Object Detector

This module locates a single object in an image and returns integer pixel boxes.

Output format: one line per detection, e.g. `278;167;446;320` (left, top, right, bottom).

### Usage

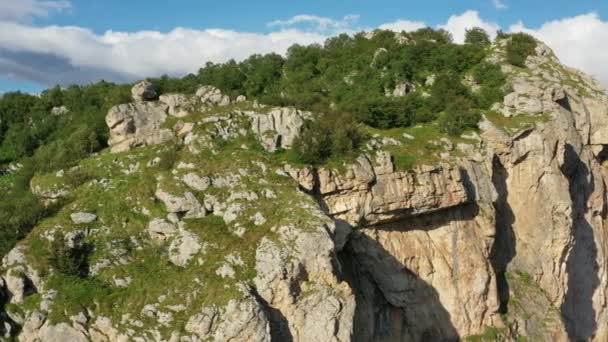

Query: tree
465;27;491;46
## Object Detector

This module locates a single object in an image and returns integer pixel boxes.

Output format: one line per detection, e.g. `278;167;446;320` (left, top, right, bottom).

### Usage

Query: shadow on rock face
560;144;600;341
338;206;477;342
490;155;517;314
0;284;17;339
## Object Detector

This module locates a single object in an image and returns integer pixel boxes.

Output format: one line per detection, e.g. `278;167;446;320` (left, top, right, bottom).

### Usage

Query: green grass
13;116;331;339
484;110;550;135
363;123;480;171
465;326;508;342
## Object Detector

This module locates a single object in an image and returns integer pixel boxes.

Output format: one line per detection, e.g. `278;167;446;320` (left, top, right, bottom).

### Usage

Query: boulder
155;189;206;218
168;230;203;267
131;81;160;102
70;212;97;224
182;173;211;192
106;102;173;153
147;218;177;241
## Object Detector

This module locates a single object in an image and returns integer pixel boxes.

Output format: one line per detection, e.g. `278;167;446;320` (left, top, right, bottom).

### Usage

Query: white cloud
492;0;508;10
439;10;501;43
378;19;426;32
510;12;608;88
268;14;359;32
0;0;71;22
0;21;328;85
1;10;607;90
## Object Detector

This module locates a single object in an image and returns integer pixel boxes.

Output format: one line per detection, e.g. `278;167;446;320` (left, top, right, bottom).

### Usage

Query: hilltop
1;27;608;341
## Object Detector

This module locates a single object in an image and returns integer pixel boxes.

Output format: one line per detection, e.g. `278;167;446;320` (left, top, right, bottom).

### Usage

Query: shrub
49;232;92;278
293;112;363;165
0;187;48;257
429;73;472;112
438;96;480;135
506;33;537;67
473;62;507;108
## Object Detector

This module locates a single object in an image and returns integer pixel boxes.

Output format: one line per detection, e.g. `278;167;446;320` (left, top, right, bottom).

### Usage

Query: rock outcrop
248;107;309;152
106;101;174;153
131;80;160;102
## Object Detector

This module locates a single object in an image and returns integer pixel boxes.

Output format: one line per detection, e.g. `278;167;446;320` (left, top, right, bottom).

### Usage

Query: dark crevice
555;93;572;112
594;145;608;164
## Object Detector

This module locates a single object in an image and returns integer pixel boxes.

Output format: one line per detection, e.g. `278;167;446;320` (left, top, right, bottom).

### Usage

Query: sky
1;0;607;93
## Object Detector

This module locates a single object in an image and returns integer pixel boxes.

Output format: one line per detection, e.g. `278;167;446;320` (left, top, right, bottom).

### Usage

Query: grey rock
159;94;196;118
185;306;218;339
182;173;211;192
169;230;203;267
147;218;177;241
213;297;271;342
70;212;97;224
106;102;173;153
196;86;231;107
155;189;206;218
248;107;309;152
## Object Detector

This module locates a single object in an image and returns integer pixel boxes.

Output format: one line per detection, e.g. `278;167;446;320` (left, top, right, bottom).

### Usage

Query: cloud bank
0;2;607;89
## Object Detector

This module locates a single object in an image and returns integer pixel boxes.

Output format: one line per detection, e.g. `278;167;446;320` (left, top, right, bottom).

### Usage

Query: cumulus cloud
378;19;426;33
492;0;508;10
439;10;501;43
510;12;608;87
0;0;71;22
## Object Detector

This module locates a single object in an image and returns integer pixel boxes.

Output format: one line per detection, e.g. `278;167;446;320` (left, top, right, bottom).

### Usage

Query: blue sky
40;0;606;32
1;0;608;93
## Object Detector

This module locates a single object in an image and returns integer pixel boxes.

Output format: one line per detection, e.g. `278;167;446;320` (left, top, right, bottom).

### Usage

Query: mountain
1;29;608;341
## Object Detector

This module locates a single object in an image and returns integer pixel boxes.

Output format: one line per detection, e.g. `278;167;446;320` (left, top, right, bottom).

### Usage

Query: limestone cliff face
286;41;608;341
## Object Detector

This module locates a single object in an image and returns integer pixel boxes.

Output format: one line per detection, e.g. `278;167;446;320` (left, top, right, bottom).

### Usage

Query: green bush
49;232;92;277
0;188;48;257
293;112;363;165
473;62;507;108
506;33;537;67
438;96;480;136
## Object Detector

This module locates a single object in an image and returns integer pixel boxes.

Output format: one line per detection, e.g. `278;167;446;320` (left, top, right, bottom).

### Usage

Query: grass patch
484;110;550;135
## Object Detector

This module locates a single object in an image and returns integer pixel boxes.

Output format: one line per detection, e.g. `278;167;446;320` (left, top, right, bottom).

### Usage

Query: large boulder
131;81;160;102
106;102;174;153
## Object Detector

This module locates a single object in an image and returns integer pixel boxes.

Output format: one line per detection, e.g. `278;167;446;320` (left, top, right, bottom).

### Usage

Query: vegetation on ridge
0;28;538;260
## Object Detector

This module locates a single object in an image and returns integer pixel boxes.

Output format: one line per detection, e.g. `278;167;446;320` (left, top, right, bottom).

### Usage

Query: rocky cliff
1;39;608;342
